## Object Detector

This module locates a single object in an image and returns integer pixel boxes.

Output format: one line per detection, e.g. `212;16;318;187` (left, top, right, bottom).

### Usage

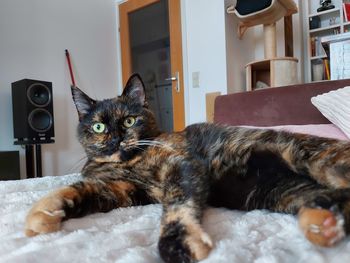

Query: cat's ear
71;86;96;121
122;73;146;106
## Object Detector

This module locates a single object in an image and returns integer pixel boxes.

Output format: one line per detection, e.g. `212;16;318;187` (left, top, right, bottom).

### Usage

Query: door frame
119;0;185;131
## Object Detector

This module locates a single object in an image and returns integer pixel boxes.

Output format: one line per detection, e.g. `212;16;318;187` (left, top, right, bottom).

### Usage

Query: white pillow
311;86;350;138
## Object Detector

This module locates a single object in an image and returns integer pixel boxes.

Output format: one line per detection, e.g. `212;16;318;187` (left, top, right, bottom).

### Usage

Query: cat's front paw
158;221;213;263
298;207;345;247
25;192;69;236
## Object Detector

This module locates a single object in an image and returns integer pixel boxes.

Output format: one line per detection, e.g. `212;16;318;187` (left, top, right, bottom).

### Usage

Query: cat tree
227;0;299;91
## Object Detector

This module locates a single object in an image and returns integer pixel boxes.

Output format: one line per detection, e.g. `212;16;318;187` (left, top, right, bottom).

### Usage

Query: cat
25;74;350;263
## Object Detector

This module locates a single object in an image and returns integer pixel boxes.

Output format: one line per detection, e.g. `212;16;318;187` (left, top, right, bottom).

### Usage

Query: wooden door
119;0;185;132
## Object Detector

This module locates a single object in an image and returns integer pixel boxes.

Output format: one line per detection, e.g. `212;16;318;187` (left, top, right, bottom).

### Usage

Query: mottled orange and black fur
26;74;350;262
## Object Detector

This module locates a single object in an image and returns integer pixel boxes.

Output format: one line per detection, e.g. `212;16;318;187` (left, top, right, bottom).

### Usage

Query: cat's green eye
92;123;106;133
123;117;136;128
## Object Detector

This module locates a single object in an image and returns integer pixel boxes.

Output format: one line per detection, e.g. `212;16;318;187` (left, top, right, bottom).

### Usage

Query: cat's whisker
136;140;166;145
66;155;88;174
134;146;147;151
139;137;155;141
122;139;174;151
127;145;147;151
134;143;174;151
137;140;174;149
122;143;147;151
127;145;154;151
137;140;166;145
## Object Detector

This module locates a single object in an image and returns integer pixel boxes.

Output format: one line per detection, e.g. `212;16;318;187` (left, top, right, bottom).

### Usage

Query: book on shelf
323;59;330;80
310;37;326;57
333;28;341;34
310;37;315;57
343;3;350;22
315;37;322;56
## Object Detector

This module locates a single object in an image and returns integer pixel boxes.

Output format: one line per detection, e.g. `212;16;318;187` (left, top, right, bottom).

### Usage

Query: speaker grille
28;108;53;132
27;83;51;107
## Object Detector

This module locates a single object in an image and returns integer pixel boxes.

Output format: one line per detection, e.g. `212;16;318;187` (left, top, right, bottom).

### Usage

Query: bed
2;79;350;263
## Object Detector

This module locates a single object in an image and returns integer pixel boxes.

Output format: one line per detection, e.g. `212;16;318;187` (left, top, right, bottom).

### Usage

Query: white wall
0;0;119;178
181;0;228;124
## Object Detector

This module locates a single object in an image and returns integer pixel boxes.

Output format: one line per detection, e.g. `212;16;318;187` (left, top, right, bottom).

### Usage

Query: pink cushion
245;124;348;141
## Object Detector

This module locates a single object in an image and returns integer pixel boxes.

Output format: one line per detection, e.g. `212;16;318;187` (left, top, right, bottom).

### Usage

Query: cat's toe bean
42;209;66;217
298;207;345;247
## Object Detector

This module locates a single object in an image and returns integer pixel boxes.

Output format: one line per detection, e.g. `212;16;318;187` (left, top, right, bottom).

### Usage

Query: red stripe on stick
65;49;76;86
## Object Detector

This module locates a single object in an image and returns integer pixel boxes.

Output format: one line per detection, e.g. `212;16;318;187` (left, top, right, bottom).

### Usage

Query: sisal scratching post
264;23;277;59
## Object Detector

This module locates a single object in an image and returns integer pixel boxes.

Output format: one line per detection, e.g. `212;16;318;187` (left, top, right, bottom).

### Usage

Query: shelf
310;55;327;60
308;8;340;18
310;79;332;83
320;31;350;43
309;24;341;33
306;0;346;82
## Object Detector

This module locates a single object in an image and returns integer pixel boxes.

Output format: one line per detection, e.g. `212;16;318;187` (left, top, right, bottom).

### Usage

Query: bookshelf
305;0;350;82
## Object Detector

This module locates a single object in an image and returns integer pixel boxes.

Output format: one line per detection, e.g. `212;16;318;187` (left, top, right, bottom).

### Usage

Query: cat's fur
26;74;350;263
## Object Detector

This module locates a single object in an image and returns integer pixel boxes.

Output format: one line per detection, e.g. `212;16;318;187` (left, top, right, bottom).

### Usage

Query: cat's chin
93;152;121;163
91;149;137;163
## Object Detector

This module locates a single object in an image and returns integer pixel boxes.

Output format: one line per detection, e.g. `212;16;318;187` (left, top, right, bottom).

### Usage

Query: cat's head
71;74;160;163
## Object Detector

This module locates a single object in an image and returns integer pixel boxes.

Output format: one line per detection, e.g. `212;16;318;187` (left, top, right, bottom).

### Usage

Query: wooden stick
65;49;76;86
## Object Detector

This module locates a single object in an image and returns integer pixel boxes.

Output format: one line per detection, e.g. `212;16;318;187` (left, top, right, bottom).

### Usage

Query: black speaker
12;79;55;144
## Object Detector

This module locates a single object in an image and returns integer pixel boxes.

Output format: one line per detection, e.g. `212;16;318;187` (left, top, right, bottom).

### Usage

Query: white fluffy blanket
1;174;350;263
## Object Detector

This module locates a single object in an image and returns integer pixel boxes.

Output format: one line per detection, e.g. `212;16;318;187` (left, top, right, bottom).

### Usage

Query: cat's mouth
119;139;138;149
90;143;122;163
91;140;137;163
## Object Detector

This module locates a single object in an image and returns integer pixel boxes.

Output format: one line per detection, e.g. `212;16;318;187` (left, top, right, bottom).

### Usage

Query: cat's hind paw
158;221;213;263
298;207;345;247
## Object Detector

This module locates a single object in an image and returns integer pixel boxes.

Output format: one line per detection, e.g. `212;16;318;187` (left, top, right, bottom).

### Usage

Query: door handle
165;72;180;93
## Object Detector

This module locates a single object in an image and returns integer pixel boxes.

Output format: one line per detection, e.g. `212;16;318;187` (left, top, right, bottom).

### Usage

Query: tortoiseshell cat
26;74;350;263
